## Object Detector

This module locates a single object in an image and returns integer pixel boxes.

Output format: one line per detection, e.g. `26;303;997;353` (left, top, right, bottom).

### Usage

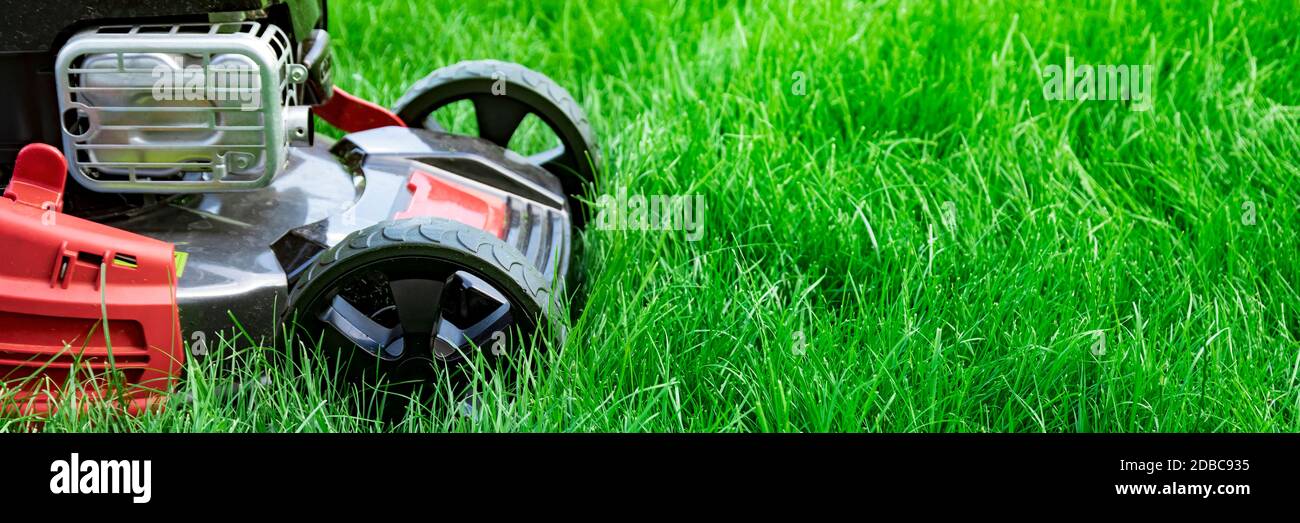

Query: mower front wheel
286;217;558;396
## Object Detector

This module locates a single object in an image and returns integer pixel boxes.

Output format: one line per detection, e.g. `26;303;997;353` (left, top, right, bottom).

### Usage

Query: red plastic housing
0;144;182;415
395;167;507;239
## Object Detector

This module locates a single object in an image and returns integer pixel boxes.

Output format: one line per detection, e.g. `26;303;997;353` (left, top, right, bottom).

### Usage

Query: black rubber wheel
286;217;558;406
392;60;601;227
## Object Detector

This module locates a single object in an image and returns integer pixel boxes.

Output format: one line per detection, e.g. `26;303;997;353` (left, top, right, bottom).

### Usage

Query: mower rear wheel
286;217;558;399
392;60;601;227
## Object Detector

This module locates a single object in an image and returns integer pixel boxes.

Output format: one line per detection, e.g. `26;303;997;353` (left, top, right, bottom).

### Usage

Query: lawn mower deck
116;126;573;347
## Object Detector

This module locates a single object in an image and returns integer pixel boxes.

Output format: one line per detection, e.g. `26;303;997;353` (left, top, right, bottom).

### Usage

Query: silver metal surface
113;138;365;343
55;22;303;192
284;106;311;146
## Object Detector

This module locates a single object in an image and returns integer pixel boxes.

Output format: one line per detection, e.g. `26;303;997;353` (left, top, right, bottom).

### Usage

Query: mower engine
56;22;311;192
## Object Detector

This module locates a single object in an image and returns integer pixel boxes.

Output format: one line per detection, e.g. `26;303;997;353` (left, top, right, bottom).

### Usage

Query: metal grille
55;22;299;192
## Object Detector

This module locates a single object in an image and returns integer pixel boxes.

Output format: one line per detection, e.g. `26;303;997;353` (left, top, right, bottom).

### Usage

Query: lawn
31;0;1300;432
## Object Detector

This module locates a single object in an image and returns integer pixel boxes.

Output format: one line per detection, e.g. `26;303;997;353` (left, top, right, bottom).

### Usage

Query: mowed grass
25;0;1300;432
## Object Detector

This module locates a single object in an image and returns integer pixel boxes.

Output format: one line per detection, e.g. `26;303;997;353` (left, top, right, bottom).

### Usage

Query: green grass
22;0;1300;432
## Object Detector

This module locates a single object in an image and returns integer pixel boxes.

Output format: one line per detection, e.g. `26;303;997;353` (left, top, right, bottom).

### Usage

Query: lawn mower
0;0;600;415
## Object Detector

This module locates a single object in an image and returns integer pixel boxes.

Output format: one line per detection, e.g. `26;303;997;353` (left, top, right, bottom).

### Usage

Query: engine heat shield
54;22;306;193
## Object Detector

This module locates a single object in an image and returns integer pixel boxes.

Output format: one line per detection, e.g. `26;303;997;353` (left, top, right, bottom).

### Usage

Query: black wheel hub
297;257;536;385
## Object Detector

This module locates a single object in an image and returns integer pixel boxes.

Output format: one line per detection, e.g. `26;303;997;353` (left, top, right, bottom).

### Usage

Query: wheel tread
291;218;554;315
392;59;603;171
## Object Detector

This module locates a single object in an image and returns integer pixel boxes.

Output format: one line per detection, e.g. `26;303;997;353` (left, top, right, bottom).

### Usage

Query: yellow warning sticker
174;251;189;278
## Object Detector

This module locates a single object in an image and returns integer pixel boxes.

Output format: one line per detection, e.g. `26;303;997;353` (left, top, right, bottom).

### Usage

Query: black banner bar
1;434;1291;511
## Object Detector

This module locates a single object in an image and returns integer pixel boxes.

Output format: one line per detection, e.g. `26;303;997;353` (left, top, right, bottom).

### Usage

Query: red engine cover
0;144;182;415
